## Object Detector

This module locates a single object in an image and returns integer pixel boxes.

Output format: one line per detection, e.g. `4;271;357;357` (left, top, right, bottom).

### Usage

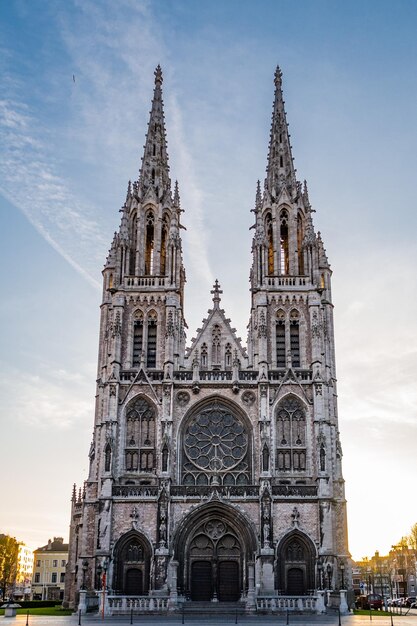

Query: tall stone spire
265;66;297;198
138;65;171;200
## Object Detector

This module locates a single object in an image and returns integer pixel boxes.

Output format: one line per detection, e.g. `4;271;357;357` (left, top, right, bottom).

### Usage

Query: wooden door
191;561;212;601
218;561;239;602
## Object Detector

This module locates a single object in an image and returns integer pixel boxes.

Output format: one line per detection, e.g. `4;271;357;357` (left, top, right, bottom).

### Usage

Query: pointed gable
185;280;248;369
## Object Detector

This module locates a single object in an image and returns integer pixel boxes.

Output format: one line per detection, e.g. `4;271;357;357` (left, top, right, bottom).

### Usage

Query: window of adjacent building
276;396;306;472
125;397;155;473
34;573;40;583
53;560;58;567
60;573;65;583
61;560;66;567
36;559;40;567
51;573;57;583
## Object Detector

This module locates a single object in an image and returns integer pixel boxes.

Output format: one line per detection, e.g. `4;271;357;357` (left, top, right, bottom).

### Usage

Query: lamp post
81;560;88;591
317;561;323;590
327;563;332;590
340;562;345;590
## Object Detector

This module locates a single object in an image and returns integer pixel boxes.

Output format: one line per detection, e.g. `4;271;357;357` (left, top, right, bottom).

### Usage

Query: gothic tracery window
290;309;300;368
182;402;251;485
276;396;306;472
132;311;144;367
146;311;157;368
266;212;274;275
276;309;286;367
125;397;155;473
129;211;137;275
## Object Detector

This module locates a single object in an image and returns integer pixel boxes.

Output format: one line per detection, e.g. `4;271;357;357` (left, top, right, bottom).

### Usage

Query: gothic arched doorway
112;531;152;595
276;531;315;595
173;502;256;602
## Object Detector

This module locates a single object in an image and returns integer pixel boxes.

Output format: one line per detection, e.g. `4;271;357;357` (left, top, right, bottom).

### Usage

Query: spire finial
274;65;282;86
211;279;223;307
154;65;163;86
256;180;262;211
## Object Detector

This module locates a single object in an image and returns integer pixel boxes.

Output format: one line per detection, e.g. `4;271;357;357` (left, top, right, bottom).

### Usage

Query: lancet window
276;396;306;472
160;217;168;275
297;213;304;275
125;397;155;473
275;309;302;368
146;312;157;368
182;401;251;486
211;325;221;367
276;310;286;368
280;210;289;275
104;444;112;472
129;211;137;275
201;344;208;369
290;310;300;368
225;343;232;369
145;211;155;274
266;213;274;275
132;311;144;367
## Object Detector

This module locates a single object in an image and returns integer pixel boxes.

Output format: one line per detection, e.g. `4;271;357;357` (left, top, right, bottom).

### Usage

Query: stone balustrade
123;276;166;288
257;595;318;612
107;596;169;613
264;276;309;288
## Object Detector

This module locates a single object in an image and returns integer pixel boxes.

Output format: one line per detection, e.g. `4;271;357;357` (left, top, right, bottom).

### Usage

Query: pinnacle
154;64;163;86
210;279;223;306
274;65;282;86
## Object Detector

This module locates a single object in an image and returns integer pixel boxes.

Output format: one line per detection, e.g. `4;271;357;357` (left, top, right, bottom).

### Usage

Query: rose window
182;402;250;485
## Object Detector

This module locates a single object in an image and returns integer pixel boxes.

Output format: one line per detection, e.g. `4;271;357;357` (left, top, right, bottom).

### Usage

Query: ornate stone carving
241;390;256;406
177;391;190;406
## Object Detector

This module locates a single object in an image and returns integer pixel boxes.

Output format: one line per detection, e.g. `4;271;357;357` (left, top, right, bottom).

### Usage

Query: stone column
339;590;349;614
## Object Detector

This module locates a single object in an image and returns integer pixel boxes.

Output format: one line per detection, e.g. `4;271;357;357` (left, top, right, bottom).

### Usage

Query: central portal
188;519;242;602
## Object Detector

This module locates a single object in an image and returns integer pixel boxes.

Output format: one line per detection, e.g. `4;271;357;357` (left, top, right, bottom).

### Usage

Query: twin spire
138;64;171;201
265;65;297;198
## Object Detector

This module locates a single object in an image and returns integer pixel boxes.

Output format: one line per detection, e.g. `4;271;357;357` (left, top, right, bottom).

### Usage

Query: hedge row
15;601;62;608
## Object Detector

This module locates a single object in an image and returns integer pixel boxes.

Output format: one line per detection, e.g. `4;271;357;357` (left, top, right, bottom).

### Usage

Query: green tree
0;534;20;600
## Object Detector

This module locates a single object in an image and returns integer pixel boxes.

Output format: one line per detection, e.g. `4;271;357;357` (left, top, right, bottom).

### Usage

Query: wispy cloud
0;363;94;430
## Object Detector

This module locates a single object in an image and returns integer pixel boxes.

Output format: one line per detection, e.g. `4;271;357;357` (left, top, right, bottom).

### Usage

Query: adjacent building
14;544;33;600
65;66;351;613
32;537;68;601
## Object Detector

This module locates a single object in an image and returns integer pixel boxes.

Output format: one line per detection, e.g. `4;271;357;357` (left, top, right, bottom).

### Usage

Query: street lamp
96;563;102;591
317;561;323;590
81;560;88;591
327;563;332;590
340;562;345;590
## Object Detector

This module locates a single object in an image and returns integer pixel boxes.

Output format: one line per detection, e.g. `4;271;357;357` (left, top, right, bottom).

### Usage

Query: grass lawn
354;609;393;616
0;606;73;616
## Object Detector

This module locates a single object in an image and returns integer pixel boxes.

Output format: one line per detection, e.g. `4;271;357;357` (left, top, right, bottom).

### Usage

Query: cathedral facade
65;66;351;613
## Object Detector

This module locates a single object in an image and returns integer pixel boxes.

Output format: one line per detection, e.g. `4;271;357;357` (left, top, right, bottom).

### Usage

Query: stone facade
64;66;351;612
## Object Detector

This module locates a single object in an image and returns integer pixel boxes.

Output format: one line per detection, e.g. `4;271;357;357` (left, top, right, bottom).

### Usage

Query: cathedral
64;66;351;614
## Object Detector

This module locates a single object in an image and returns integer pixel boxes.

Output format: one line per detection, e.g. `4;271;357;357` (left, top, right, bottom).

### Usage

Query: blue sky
1;0;417;559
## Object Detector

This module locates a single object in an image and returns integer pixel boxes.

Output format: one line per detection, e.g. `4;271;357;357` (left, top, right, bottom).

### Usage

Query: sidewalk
6;611;417;626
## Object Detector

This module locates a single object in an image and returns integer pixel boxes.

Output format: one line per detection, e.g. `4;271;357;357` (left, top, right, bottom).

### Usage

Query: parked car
405;597;416;607
355;594;384;610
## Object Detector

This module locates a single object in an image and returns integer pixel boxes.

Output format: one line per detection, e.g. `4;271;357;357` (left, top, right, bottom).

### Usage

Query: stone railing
170;485;259;499
272;485;317;497
112;485;159;498
257;596;318;612
120;370;164;382
107;596;169;613
264;276;309;288
269;369;312;382
123;276;166;288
